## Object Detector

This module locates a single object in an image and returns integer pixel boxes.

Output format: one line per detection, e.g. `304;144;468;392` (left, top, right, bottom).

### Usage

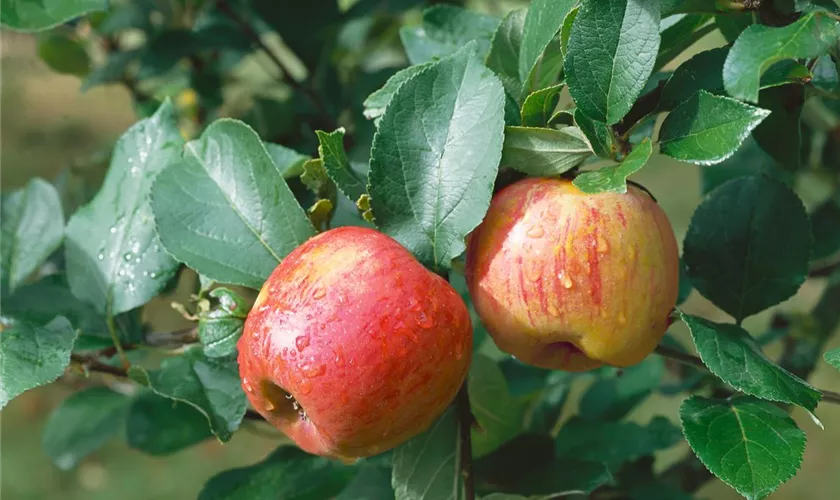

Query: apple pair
237;178;679;460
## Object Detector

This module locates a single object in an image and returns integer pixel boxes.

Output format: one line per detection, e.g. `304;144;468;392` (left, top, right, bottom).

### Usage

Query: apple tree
3;0;840;499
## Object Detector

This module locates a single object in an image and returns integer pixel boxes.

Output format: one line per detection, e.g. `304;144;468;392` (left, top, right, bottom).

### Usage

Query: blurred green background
3;8;840;500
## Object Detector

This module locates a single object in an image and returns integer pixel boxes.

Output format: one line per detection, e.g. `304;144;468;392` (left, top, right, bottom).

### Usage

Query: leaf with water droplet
65;100;183;314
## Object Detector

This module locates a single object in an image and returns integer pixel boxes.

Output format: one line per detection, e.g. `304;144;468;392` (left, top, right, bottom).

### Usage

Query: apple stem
456;382;475;500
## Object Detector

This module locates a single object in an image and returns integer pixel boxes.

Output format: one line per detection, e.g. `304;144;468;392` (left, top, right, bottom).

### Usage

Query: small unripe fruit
238;227;471;461
465;177;678;371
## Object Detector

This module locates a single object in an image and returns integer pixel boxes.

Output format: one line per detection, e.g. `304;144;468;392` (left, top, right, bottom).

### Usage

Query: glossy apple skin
465;177;679;371
238;226;471;461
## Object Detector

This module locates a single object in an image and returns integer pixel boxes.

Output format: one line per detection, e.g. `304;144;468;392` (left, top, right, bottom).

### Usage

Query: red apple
465;177;679;371
238;226;471;461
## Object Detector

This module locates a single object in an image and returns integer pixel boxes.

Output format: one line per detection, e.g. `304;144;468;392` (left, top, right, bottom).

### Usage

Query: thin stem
106;314;130;369
653;344;706;371
456;383;475;500
71;353;129;378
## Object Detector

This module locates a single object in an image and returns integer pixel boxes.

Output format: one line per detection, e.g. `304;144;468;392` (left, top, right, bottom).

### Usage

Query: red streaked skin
238;227;472;462
465;177;679;372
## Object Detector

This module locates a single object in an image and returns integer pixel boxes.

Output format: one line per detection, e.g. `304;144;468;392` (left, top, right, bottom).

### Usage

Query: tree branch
456;383;476;500
215;0;334;128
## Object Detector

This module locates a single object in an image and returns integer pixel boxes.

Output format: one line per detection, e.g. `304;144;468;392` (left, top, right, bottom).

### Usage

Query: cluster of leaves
3;0;840;499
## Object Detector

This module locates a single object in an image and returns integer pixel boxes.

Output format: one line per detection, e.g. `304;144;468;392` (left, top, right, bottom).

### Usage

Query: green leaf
677;257;692;305
515;459;613;496
128;348;246;442
1;178;64;292
316;129;368;203
573;138;653;194
659;47;728;110
337;466;395;500
2;275;106;336
716;13;753;43
752;85;804;170
555;416;682;471
0;0;107;32
151;119;316;289
723;12;840;103
559;7;577;61
125;390;212;456
369;44;505;271
363;64;432;123
760;60;813;90
655;14;714;71
574;109;615;159
524;378;570;434
199;446;354;500
520;84;564;127
469;356;524;458
659;91;770;165
699;136;790;195
811;196;840;261
37;33;90;76
501;126;591;176
680;395;806;500
659;48;809;111
65;101;182;315
825;348;840;370
264;143;309;179
81;49;141;92
392;406;462;500
579;357;664;421
518;0;577;84
400;5;500;65
565;0;661;125
0;317;77;410
683;175;811;321
198;288;248;358
486;9;526;106
42;387;131;470
681;313;821;411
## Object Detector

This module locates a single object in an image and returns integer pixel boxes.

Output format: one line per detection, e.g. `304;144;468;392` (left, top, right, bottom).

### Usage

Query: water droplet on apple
312;287;326;299
526;225;545;238
298;380;312;395
242;377;253;393
547;304;560;317
417;311;435;329
455;341;464;360
597;236;609;253
333;348;345;366
524;263;540;282
340;393;349;404
558;271;573;289
302;364;325;378
295;335;310;351
265;400;275;411
618;312;627;325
